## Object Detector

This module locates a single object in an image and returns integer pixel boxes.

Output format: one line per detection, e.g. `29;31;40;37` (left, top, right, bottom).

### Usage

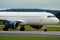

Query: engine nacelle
30;25;42;29
5;21;19;29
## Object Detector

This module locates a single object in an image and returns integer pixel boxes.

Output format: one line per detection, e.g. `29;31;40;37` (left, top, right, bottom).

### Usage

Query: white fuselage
0;12;59;25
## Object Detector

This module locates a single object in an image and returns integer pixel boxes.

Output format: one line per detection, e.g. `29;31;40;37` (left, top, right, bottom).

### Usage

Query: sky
0;0;60;10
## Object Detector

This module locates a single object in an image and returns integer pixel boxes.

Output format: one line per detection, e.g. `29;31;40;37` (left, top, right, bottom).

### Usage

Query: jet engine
4;21;19;29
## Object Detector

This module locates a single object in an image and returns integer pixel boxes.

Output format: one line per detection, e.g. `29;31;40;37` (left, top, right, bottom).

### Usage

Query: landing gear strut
43;25;47;32
20;25;25;31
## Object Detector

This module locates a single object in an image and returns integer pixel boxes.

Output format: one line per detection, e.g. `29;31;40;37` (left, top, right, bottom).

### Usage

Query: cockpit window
47;15;55;18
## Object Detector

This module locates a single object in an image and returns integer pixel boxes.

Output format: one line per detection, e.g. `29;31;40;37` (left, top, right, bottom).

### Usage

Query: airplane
0;12;59;31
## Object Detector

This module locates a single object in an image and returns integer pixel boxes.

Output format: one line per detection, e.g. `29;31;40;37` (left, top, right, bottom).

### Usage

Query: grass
47;27;60;31
0;25;60;31
0;38;60;40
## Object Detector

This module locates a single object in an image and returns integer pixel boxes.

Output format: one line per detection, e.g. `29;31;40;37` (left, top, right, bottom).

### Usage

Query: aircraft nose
55;18;59;24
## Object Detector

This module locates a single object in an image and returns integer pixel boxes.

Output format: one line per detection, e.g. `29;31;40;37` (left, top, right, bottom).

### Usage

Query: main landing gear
20;25;25;31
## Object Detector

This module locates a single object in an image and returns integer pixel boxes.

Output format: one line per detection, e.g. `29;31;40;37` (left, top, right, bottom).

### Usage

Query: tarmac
0;31;60;38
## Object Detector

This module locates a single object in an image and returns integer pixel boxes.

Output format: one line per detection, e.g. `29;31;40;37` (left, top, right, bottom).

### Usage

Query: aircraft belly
27;20;40;25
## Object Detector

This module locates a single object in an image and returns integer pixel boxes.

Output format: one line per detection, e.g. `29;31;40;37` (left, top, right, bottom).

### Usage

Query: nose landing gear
43;25;47;32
